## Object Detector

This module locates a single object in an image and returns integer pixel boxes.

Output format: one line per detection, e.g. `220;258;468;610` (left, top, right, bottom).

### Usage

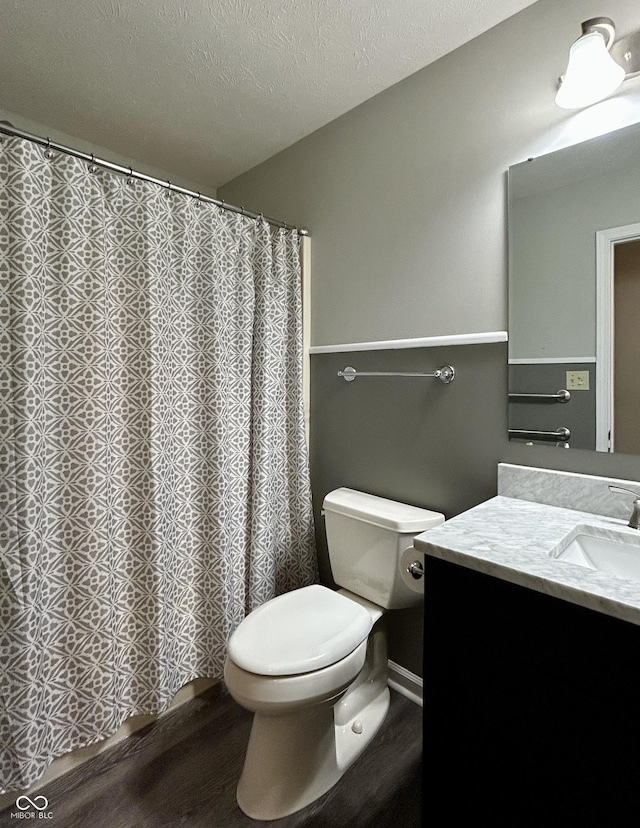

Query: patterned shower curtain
0;135;317;793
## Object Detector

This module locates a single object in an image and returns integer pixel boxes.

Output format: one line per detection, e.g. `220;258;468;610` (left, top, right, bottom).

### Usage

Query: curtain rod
0;121;309;237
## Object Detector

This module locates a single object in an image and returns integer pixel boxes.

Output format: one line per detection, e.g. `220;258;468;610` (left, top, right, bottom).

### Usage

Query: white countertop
414;495;640;626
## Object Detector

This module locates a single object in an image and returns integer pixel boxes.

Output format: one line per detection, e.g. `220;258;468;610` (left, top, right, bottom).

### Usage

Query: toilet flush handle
406;560;424;580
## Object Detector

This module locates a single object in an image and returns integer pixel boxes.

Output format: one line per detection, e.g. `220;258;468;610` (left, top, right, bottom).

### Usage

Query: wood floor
0;686;422;828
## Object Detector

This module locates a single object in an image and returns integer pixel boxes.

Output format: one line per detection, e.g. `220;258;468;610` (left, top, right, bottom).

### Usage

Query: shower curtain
0;135;317;793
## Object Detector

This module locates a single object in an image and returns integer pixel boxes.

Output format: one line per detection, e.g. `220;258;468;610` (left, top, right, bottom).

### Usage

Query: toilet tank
322;488;444;609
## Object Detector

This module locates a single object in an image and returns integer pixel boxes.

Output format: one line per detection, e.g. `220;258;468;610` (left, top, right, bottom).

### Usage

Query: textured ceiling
0;0;537;189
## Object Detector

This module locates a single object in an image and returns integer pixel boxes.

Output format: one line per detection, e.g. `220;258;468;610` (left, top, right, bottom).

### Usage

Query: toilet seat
224;639;368;712
228;584;373;676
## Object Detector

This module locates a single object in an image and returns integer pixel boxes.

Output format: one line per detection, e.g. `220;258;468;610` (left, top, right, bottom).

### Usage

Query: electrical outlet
566;370;590;390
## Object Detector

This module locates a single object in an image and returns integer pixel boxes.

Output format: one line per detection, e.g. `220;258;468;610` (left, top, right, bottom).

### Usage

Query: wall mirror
508;120;640;454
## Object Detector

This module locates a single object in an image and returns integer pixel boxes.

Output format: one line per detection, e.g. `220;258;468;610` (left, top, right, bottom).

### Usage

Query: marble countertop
414;495;640;626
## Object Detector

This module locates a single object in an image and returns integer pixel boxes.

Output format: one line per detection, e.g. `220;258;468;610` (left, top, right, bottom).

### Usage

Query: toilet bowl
224;488;444;820
224;585;388;820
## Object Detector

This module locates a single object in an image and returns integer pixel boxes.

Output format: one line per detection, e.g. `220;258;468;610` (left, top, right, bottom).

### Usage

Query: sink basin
550;525;640;582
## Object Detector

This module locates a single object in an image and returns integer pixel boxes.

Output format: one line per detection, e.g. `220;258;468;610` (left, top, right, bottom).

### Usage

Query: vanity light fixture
555;16;640;109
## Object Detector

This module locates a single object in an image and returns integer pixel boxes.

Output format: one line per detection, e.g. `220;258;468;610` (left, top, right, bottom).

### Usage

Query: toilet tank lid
322;488;444;532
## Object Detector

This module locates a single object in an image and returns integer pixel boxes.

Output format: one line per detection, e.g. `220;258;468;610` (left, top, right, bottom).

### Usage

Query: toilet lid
228;584;373;676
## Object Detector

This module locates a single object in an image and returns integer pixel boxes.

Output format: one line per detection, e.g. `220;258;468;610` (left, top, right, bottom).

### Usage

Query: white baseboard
387;660;423;707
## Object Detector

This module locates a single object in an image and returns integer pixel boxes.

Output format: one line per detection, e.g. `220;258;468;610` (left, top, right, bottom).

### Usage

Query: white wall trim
387;660;423;707
509;356;596;364
309;331;507;354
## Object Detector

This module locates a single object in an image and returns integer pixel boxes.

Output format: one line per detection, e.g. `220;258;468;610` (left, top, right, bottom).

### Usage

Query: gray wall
220;0;640;349
220;0;640;677
310;344;507;675
509;156;640;359
508;363;596;450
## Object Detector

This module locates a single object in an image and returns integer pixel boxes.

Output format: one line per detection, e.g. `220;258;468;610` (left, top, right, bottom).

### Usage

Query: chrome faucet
608;485;640;529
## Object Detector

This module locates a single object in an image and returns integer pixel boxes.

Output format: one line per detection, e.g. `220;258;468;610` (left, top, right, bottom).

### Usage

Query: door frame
595;222;640;451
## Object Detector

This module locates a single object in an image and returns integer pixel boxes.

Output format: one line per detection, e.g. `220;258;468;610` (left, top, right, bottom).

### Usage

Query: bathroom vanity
418;463;640;821
415;463;640;626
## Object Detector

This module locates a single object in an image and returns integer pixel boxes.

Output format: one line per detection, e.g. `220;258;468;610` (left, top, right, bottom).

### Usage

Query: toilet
223;487;444;820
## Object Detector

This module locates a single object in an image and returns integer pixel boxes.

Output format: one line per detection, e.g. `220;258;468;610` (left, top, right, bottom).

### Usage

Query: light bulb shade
555;30;625;109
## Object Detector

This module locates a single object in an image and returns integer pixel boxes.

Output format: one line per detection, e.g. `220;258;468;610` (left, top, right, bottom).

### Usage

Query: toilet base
236;624;390;821
237;685;390;821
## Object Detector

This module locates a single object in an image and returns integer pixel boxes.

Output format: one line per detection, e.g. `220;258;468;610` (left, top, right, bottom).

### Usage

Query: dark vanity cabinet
424;556;640;820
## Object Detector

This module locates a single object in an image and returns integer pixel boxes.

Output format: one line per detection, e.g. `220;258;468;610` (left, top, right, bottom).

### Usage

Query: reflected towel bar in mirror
508;390;571;404
508;427;571;442
338;364;455;383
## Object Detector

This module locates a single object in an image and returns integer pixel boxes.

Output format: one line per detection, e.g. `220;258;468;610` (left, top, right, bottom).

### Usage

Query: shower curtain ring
126;167;134;185
44;137;55;160
88;154;99;174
